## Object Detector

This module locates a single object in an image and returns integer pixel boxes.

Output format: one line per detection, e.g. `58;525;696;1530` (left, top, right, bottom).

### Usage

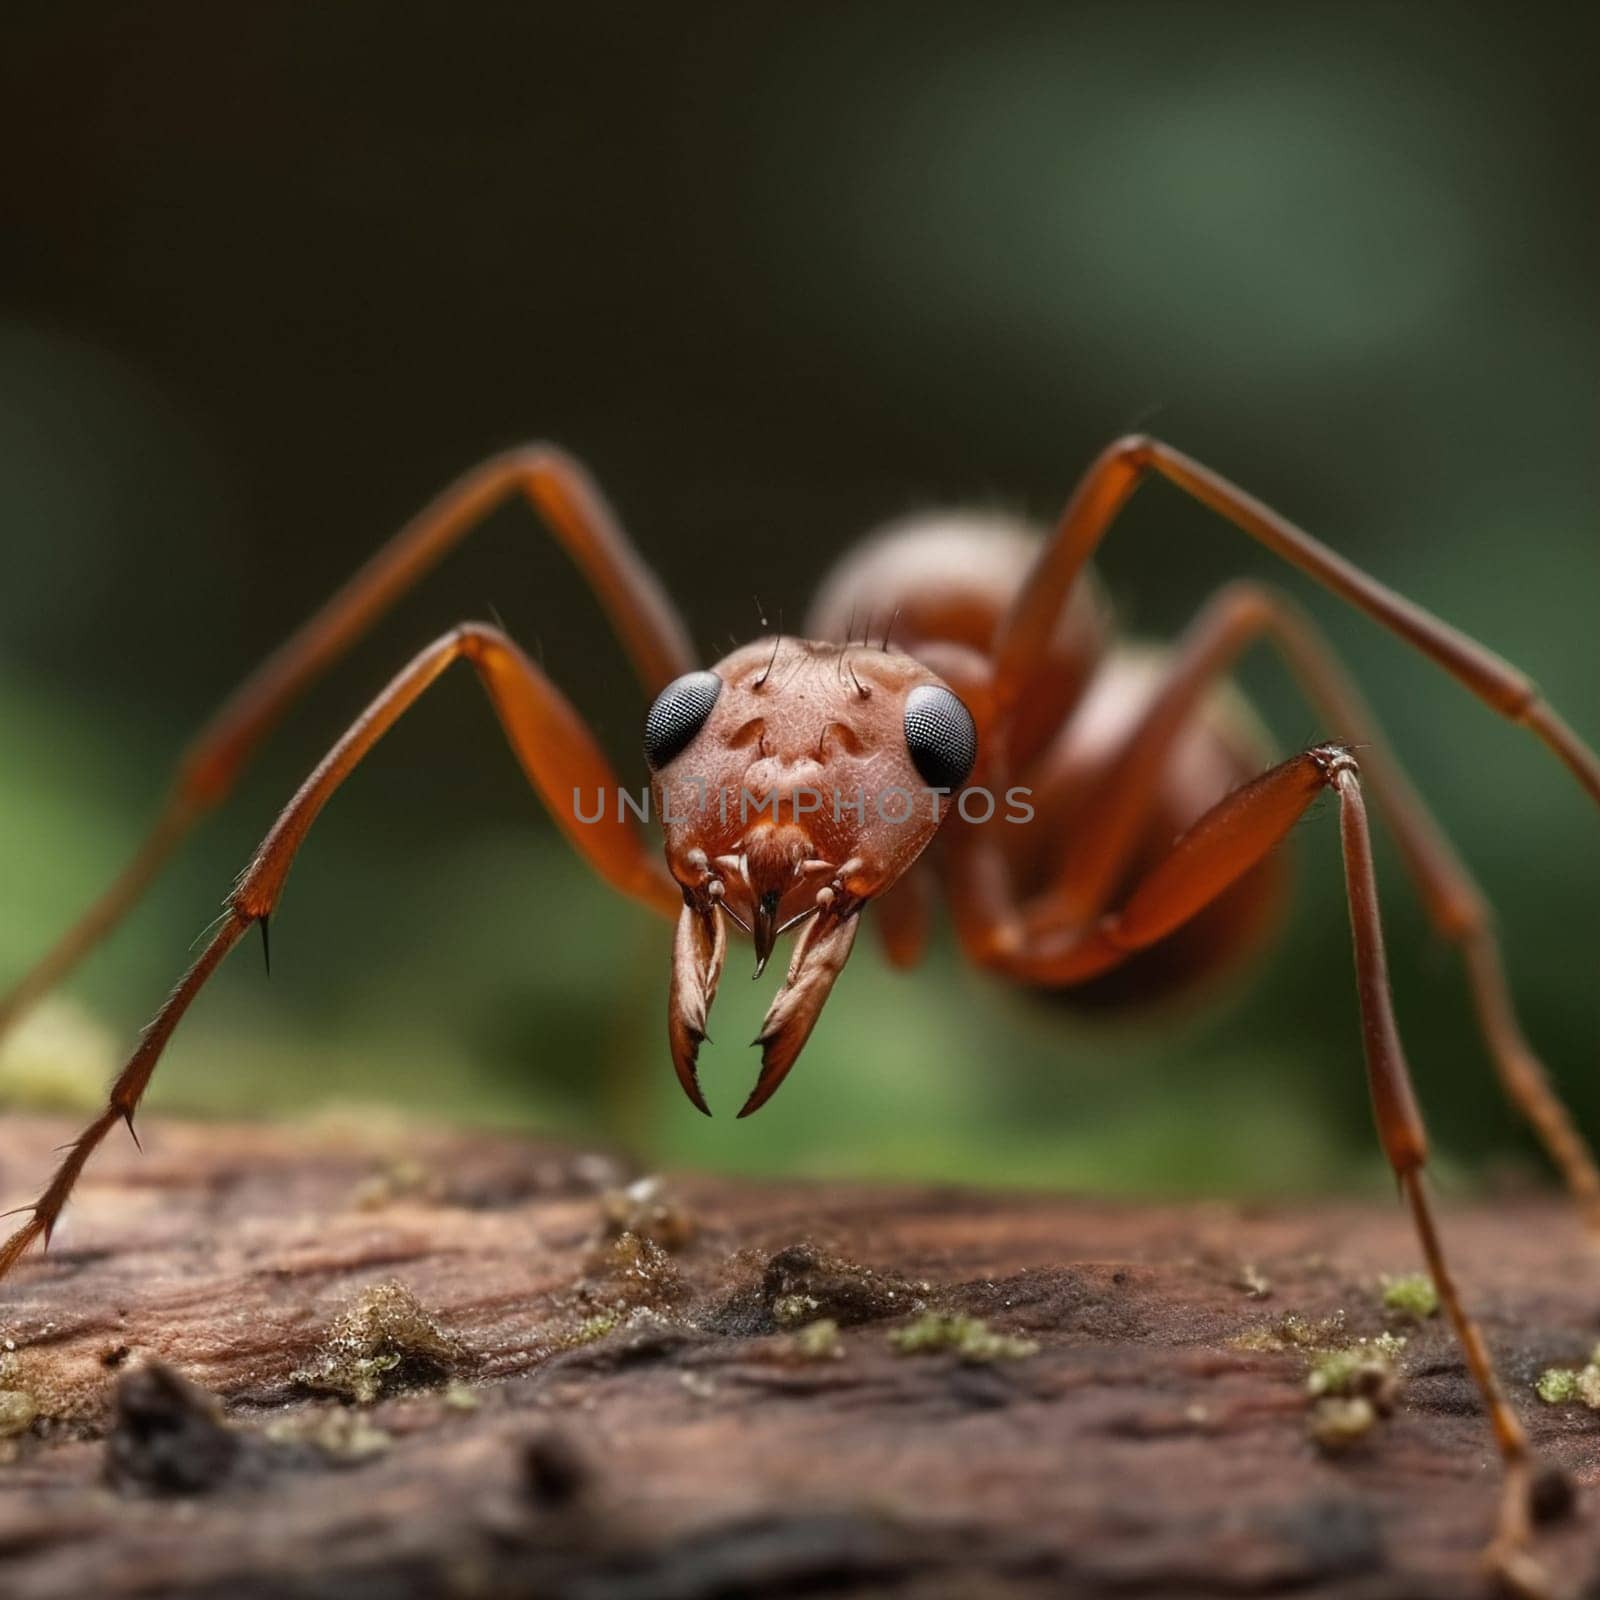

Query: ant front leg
952;746;1548;1594
1017;580;1600;1232
1331;759;1542;1598
992;435;1600;808
0;446;693;1041
0;621;679;1283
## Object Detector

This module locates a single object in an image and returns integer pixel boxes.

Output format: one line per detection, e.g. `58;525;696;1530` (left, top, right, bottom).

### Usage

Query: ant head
648;638;976;945
643;636;977;1117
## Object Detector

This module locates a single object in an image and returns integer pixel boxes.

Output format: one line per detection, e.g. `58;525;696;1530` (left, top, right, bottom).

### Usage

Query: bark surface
0;1114;1595;1598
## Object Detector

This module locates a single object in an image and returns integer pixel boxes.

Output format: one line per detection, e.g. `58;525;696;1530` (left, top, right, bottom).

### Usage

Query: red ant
2;436;1596;1591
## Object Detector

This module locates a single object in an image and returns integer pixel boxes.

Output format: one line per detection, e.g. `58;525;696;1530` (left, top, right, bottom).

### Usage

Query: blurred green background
0;2;1594;1199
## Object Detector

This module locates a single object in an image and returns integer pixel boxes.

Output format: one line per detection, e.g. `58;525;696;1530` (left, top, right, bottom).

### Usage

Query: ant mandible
2;435;1596;1592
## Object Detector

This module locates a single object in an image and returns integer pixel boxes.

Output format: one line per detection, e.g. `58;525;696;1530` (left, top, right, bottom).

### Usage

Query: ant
1;435;1595;1592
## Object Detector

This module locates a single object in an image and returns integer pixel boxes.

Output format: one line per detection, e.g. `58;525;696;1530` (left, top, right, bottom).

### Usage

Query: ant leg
0;446;693;1040
992;435;1600;808
1333;763;1541;1597
0;621;679;1283
1017;581;1600;1230
958;746;1544;1592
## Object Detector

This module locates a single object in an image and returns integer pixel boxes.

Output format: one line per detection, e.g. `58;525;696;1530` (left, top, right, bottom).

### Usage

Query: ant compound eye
903;683;977;791
643;670;722;771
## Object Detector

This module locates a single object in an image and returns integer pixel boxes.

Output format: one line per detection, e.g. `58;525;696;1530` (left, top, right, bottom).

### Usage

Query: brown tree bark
0;1113;1594;1598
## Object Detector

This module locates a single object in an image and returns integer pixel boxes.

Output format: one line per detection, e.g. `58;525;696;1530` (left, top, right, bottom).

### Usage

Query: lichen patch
291;1280;469;1404
1535;1344;1600;1408
1379;1273;1439;1322
888;1312;1038;1364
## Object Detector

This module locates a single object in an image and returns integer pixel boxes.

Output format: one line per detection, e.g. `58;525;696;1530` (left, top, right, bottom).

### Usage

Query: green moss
1297;1331;1406;1451
1380;1273;1439;1321
772;1293;821;1328
791;1319;842;1361
1536;1367;1582;1404
567;1312;622;1346
1306;1347;1366;1398
1369;1330;1408;1361
1534;1351;1600;1408
1306;1336;1403;1405
888;1312;1038;1364
1308;1395;1377;1452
